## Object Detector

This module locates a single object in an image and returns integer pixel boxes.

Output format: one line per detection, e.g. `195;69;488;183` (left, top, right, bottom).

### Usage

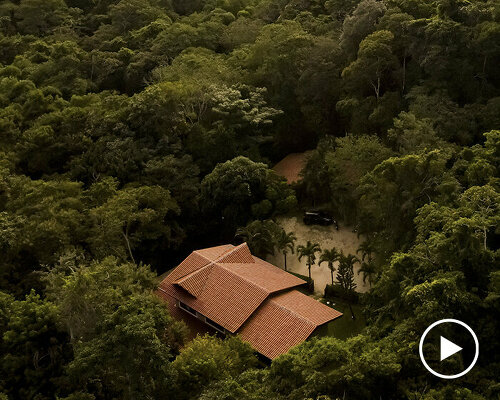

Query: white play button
440;336;462;361
419;319;479;379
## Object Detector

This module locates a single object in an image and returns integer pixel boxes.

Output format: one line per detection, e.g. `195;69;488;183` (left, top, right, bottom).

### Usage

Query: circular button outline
419;318;479;379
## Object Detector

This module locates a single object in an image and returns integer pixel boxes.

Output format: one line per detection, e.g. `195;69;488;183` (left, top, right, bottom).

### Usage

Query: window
179;301;197;315
205;317;225;333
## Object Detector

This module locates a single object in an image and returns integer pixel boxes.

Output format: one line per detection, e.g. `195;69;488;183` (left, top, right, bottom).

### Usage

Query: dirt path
267;215;369;295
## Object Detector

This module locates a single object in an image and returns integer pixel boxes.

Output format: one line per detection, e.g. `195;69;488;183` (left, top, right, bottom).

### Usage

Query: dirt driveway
267;215;369;295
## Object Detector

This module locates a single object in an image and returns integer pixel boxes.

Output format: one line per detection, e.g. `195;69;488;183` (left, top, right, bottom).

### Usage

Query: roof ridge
193;250;219;262
210;244;236;260
174;262;216;297
216;243;254;263
174;261;214;283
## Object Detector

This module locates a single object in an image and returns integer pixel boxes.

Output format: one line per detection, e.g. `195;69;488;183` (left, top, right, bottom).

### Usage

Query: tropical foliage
0;0;499;398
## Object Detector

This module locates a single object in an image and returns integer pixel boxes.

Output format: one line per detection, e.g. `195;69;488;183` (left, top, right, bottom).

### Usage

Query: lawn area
319;298;366;340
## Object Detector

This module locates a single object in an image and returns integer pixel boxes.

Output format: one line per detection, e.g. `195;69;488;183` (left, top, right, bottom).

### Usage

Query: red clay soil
272;151;312;184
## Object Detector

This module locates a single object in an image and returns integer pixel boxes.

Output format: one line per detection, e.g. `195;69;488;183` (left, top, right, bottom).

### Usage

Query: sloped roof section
193;265;269;332
174;263;214;297
167;251;211;282
271;290;343;326
238;298;317;359
161;262;269;332
195;244;234;261
226;258;304;293
217;243;254;263
239;291;342;359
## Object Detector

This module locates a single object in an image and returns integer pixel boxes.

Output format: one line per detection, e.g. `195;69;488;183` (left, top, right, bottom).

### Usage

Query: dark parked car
303;210;338;229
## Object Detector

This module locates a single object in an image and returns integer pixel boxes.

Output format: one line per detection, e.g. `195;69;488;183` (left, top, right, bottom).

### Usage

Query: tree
201;156;296;236
300;137;336;206
15;0;77;36
324;135;393;222
89;184;181;263
45;257;187;399
357;150;458;254
210;84;283;137
319;248;340;285
67;294;180;400
297;241;321;280
340;0;387;59
357;240;377;287
0;291;72;400
336;253;359;318
387;111;445;154
358;261;377;288
172;335;258;400
244;21;314;150
458;185;499;251
235;219;280;259
342;30;398;101
336;253;358;293
0;177;86;295
356;240;374;263
108;0;169;34
275;229;296;271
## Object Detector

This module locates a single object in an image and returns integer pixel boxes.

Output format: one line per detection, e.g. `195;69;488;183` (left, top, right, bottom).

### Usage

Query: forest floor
267;213;369;296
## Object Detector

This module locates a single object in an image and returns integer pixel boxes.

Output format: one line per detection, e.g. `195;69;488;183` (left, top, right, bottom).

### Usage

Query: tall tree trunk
308;263;311;280
331;269;334;285
482;54;488;93
122;226;135;264
402;51;406;94
284;252;287;271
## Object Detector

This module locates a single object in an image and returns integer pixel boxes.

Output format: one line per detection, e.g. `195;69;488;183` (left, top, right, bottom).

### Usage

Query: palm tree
297;241;321;280
319;247;340;285
275;230;296;271
358;261;377;288
357;240;374;263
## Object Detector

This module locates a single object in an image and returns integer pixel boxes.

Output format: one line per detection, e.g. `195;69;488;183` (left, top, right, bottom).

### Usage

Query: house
157;243;342;360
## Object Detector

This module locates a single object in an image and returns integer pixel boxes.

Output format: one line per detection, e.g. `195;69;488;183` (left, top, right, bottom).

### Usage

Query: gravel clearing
267;214;369;295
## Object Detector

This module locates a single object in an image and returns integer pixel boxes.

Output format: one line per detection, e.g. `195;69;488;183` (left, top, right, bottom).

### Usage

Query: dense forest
0;0;499;398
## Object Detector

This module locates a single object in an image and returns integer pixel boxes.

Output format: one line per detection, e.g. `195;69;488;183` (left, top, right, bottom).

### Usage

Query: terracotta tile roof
195;244;234;261
167;251;212;282
238;299;316;359
160;248;273;332
217;243;255;263
175;264;214;297
238;291;342;359
226;258;304;293
271;290;343;326
157;243;342;359
192;265;269;332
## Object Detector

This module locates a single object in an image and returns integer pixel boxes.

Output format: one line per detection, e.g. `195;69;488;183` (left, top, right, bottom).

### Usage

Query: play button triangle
440;336;462;361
